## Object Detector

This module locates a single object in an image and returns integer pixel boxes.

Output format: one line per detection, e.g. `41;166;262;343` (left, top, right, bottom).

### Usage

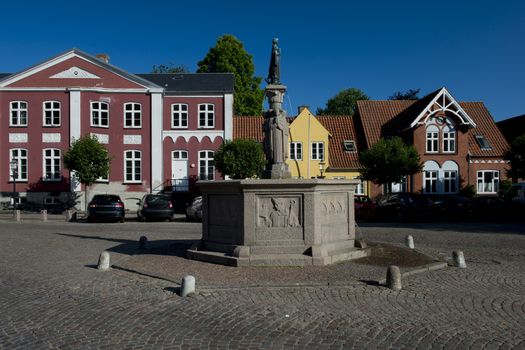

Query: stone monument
186;39;370;266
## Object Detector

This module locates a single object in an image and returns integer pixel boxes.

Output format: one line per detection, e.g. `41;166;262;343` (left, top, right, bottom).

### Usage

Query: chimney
298;105;309;114
96;54;110;64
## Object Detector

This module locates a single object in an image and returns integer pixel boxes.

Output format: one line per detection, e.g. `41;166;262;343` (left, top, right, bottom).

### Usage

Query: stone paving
0;217;524;349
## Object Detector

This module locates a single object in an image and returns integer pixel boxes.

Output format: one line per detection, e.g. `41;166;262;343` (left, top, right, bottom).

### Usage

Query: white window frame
477;170;499;194
10;101;28;127
443;170;457;194
290;142;302;160
442;126;456;153
311;142;324;160
198;103;215;128
426;125;439;153
124;150;142;183
43;101;61;127
423;170;438;193
124;103;142;128
43;148;61;181
172;104;189;129
91;101;109;128
353;177;364;195
173;150;188;160
199;150;215;180
10;149;28;181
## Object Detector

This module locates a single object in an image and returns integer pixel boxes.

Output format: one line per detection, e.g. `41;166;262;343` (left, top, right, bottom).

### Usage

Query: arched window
442;124;456;153
442;161;459;193
426;125;439;153
423;161;440;193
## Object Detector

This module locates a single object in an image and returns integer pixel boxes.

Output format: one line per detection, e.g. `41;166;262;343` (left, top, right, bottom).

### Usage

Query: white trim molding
42;133;61;143
90;133;109;144
123;135;142;145
50;66;100;79
151;92;163;191
163;130;225;143
9;133;28;143
69;89;81;143
224;93;233;141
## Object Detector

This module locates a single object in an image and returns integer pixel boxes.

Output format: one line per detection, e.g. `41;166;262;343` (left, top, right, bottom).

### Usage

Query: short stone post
181;275;196;297
41;209;48;222
97;251;110;271
65;209;73;222
405;235;414;249
386;265;402;291
14;210;21;222
139;236;148;250
452;250;467;268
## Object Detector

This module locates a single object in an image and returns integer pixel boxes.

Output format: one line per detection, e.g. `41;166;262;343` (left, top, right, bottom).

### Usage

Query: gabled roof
463;102;509;157
137;73;234;94
0;49;161;90
317;116;361;170
233;115;264;142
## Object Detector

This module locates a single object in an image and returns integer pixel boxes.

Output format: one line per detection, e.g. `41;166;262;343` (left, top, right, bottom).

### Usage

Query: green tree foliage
359;137;422;189
506;133;525;179
388;88;420;100
151;63;188;73
197;34;264;116
316;88;369;115
214;139;266;179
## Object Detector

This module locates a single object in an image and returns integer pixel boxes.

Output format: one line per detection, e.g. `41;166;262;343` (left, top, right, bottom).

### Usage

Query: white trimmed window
43;148;61;181
198;104;214;128
290;142;302;160
199;150;215;180
477;170;499;194
311;142;324;160
443;170;457;193
96;172;109;182
442;125;456;153
424;170;438;193
173;150;188;159
353;177;365;195
10;101;28;126
10;149;28;181
426;125;439;153
124;150;142;183
91;101;109;127
172;104;188;128
43;101;61;126
124;103;141;128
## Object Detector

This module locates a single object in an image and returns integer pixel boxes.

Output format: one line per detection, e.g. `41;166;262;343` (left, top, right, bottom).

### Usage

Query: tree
151;63;188;73
506;133;525;180
197;34;264;116
388;88;420;100
359;137;422;191
63;135;111;210
316;88;369;115
214;139;266;179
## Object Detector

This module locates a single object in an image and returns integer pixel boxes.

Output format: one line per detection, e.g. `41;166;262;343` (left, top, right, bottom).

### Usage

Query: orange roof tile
317;116;362;170
233;116;264;142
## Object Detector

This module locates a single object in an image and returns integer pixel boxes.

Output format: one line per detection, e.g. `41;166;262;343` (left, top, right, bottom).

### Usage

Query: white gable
50;66;100;79
410;87;476;128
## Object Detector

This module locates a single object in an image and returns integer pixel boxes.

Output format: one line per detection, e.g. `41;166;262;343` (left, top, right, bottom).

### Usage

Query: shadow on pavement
358;222;525;235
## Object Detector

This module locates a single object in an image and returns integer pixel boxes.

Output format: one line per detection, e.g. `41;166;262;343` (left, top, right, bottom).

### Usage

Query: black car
137;194;174;222
429;195;473;221
87;194;125;223
375;193;433;222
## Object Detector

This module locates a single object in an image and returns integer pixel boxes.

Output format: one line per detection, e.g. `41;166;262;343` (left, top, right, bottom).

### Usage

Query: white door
172;151;189;192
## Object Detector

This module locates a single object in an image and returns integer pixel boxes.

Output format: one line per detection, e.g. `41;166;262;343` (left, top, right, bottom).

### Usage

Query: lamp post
9;160;18;213
319;160;326;179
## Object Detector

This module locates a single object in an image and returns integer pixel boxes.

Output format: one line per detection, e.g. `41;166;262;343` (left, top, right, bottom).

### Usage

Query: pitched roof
137;73;234;94
497;114;525;143
233;115;264;142
317;116;361;170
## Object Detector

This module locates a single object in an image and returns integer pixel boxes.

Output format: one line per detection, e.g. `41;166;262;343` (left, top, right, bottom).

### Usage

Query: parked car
186;196;202;221
87;194;125;223
354;195;375;221
429;195;473;221
375;193;433;222
137;194;174;222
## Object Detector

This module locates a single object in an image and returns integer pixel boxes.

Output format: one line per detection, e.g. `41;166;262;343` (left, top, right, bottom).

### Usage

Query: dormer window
475;135;492;150
343;140;356;152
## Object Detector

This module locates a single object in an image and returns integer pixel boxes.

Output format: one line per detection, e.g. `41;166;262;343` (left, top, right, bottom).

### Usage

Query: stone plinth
187;179;370;266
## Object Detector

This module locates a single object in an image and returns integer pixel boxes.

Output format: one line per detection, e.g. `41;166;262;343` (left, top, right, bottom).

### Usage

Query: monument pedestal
187;179;370;267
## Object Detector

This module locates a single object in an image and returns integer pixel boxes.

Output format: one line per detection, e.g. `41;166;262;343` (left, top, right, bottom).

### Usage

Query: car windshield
145;195;170;205
92;195;120;203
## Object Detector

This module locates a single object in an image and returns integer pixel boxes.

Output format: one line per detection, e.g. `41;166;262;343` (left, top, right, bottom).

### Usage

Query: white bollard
181;275;196;297
386;265;402;291
41;210;48;222
405;235;414;249
453;251;467;268
97;251;110;271
14;210;21;222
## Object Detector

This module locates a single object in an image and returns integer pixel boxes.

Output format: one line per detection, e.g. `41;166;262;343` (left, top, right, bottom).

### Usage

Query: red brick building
0;49;233;210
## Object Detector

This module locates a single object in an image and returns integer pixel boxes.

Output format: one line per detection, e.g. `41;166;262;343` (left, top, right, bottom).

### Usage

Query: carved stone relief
258;196;301;228
123;135;142;145
91;133;109;144
50;66;101;79
9;133;28;143
42;133;61;143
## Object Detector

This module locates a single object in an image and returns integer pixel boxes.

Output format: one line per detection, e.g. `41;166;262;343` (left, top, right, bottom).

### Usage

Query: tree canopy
151;63;189;73
197;34;264;116
506;133;525;180
388;88;420;100
359;137;422;188
63;135;111;186
214;139;266;179
316;88;369;115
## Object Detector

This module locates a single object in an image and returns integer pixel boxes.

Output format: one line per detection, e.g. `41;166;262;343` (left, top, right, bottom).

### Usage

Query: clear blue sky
1;0;524;121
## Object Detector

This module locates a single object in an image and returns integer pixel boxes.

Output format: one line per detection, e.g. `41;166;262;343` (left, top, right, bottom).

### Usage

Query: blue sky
1;0;524;121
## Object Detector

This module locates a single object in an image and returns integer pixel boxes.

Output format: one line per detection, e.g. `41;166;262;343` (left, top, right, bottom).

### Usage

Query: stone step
248;254;313;267
250;245;309;255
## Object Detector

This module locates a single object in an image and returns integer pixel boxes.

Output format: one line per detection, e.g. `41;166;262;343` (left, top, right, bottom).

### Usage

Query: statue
266;38;281;85
264;109;289;164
